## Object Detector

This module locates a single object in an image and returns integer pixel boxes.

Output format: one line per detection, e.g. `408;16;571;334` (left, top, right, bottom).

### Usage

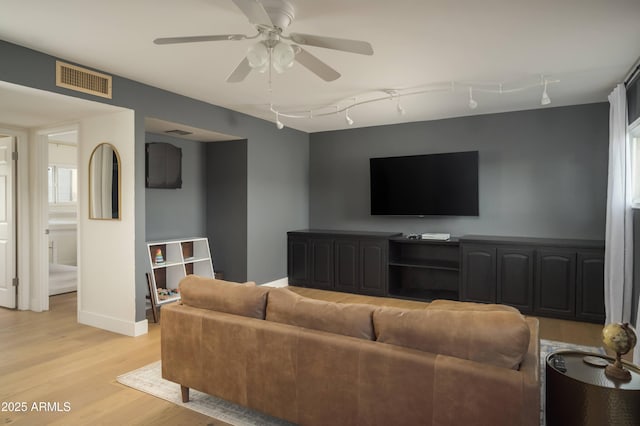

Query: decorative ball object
602;322;637;381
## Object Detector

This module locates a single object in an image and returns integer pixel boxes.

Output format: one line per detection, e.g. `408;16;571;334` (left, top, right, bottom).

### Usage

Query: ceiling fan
153;0;374;83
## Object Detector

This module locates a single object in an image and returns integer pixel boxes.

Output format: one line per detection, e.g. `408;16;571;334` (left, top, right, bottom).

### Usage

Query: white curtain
604;84;634;336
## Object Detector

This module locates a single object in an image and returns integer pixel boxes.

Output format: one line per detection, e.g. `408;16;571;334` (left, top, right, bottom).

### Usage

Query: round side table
545;350;640;426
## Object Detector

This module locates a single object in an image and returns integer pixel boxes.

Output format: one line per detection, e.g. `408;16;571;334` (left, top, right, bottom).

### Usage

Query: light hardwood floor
0;288;610;425
0;293;224;426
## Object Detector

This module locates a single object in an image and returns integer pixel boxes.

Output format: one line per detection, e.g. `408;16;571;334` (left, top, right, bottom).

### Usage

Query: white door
0;136;16;309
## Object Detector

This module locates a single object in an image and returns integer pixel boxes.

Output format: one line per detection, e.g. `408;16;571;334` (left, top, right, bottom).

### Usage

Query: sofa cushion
427;299;521;313
266;288;376;340
373;305;530;369
178;275;269;319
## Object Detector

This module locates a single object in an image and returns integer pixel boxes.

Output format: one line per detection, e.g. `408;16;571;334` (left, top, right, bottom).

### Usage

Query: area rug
116;361;294;426
117;340;605;426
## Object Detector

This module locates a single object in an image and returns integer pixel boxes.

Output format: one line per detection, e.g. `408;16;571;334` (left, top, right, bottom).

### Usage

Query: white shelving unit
146;237;214;306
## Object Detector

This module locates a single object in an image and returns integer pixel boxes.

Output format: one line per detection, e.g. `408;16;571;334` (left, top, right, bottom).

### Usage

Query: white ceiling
1;0;639;133
0;81;125;128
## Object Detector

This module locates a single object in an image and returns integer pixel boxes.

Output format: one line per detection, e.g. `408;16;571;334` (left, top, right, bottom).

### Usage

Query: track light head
468;87;478;109
541;81;551;105
275;111;284;129
397;99;406;115
345;109;354;125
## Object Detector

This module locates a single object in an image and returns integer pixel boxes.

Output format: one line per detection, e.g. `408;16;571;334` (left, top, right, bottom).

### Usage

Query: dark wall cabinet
535;249;576;319
460;236;605;323
309;238;334;289
497;248;535;314
460;245;496;303
289;231;605;323
576;252;606;322
287;230;400;297
287;236;309;287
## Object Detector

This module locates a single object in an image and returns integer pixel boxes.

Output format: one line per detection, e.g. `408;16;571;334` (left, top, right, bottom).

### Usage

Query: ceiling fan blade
294;47;341;82
154;34;247;45
231;0;273;27
226;57;253;83
289;33;373;55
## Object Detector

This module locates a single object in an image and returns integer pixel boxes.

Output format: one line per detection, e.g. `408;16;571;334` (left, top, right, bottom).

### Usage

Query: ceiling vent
165;129;193;136
56;61;112;99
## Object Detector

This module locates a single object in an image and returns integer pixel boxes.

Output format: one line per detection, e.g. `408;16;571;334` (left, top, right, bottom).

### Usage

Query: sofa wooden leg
181;385;190;403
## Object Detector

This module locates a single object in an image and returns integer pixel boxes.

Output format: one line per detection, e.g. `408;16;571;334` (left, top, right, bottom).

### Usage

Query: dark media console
287;230;605;323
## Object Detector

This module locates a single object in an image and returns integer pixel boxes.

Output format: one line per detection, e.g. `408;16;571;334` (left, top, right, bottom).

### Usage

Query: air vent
165;129;193;136
56;61;112;99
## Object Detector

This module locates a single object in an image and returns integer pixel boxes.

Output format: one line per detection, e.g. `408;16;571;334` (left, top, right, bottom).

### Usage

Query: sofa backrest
179;277;530;370
266;287;376;340
179;275;269;319
373;304;531;370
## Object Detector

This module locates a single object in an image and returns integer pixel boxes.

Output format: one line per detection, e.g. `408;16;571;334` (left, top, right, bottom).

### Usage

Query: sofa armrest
519;317;541;426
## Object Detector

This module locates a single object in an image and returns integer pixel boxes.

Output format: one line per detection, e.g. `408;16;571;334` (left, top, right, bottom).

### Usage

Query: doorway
0;134;16;309
47;129;78;296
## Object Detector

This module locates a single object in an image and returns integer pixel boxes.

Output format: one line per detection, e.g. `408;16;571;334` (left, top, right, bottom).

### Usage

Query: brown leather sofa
161;275;540;426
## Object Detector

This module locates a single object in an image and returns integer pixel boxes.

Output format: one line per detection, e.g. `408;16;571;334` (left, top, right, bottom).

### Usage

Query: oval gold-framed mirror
89;143;121;220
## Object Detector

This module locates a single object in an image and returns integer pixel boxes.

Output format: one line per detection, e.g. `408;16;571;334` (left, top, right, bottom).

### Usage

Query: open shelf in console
388;237;460;302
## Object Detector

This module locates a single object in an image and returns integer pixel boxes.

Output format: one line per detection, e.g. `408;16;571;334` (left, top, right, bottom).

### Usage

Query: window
48;165;77;204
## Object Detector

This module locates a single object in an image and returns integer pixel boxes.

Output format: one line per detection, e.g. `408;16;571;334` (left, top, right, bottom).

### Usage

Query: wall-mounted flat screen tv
145;142;182;189
370;151;479;216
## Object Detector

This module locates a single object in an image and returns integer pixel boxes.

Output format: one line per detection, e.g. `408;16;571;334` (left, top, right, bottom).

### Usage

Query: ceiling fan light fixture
247;41;269;68
272;41;295;73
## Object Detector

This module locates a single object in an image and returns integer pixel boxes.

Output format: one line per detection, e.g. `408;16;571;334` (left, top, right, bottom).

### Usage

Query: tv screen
370;151;479;216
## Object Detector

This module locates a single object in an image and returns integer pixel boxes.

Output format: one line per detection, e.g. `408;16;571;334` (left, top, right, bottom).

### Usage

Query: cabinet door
497;247;534;314
334;239;359;293
576;251;605;323
461;245;496;303
287;237;309;286
309;238;334;289
359;239;388;296
535;249;576;318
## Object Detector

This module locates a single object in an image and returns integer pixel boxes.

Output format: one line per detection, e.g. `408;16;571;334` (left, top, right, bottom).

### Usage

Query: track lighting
541;80;551;105
345;108;354;125
268;75;560;125
468;87;478;109
275;111;284;129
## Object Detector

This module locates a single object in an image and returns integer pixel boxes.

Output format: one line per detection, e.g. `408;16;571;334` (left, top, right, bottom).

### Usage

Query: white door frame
0;127;30;310
33;124;79;312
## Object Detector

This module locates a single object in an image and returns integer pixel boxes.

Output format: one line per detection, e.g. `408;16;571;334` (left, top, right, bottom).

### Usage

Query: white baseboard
261;277;289;288
78;310;148;336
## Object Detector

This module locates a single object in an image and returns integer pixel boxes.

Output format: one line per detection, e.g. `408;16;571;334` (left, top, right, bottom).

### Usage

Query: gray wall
309;103;609;240
206;140;248;282
145;132;207;241
0;40;309;320
247;130;310;283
